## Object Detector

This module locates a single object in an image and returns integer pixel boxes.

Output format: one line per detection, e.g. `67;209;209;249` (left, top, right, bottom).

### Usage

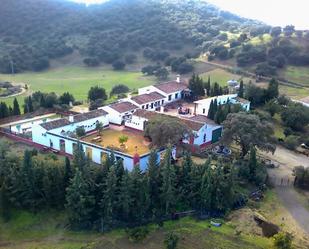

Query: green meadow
0;66;156;106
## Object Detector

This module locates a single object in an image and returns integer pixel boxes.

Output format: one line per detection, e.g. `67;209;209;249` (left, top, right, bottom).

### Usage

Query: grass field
200;68;260;87
0;210;272;249
0;66;156;107
280;66;309;86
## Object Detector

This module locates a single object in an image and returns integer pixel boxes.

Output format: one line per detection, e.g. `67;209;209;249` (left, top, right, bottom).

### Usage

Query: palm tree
118;135;129;148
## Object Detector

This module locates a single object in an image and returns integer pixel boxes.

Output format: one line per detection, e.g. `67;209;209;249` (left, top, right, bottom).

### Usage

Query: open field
0;66;156;106
279;66;309;87
82;128;150;156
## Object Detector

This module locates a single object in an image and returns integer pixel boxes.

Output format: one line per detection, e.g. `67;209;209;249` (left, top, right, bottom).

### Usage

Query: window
146;104;149;109
203;108;205;114
168;95;172;101
162;100;164;105
151;103;154;109
175;93;178;99
142;105;145;109
203;134;206;143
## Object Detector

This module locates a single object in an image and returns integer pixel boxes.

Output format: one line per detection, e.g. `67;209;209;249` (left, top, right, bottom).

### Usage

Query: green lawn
280;66;309;86
200;68;254;87
248;34;272;45
0;66;156;107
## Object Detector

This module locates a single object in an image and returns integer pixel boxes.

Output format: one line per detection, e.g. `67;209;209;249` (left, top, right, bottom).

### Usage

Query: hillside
0;0;259;73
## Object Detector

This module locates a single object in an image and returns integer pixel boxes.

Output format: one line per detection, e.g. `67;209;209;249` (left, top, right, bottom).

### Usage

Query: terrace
81;126;151;156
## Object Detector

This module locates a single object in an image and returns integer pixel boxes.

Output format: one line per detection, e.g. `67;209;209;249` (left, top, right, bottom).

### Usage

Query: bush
273;232;293;249
284;135;299;150
76;126;86;137
112;60;126;70
110;84;129;96
126;227;149;242
164;232;179;249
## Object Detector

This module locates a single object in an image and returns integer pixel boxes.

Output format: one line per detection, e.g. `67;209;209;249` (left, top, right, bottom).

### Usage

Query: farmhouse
26;76;237;170
125;109;222;147
100;101;138;125
194;94;250;116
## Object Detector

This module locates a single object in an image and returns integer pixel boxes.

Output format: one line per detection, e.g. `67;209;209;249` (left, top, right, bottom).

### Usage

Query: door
212;128;222;143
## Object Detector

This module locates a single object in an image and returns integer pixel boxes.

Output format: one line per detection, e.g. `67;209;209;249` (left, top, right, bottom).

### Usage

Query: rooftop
133;109;207;131
73;109;108;123
81;127;150;156
109;101;138;113
131;91;165;105
40;118;71;131
154;80;188;94
188;115;218;126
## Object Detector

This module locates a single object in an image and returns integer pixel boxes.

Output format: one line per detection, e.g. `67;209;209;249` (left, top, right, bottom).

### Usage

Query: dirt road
275;187;309;234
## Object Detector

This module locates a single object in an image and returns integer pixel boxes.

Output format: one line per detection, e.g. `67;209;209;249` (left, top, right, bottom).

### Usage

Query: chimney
69;115;74;123
176;74;181;83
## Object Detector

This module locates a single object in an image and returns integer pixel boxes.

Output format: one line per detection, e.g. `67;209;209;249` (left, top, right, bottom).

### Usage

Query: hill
0;0;259;73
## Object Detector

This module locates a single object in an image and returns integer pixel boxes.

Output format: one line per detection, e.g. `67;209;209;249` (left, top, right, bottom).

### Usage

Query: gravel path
276;187;309;234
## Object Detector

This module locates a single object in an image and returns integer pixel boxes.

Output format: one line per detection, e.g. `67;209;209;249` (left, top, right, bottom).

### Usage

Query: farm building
125;109;222;147
100;101;138;125
194;94;250;116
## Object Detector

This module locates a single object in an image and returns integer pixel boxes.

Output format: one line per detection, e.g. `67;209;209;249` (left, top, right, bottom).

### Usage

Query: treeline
188;74;229;100
0;0;258;73
0;141;266;230
0;91;75;119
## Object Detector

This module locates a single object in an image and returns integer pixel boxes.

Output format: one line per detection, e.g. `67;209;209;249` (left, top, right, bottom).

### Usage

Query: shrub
164;232;179;249
112;60;126;70
126;227;149;242
110;84;129;96
273;232;293;249
76;126;86;137
284;135;299;150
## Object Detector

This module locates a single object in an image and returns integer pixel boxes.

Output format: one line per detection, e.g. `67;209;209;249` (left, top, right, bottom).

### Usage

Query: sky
70;0;309;29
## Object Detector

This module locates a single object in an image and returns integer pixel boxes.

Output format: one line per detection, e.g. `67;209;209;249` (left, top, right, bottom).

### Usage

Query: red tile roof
154;81;188;94
73;109;108;123
40;118;71;131
131;91;165;105
109;101;138;113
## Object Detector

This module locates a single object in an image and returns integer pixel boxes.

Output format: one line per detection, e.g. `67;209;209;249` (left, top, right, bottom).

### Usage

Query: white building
194;94;250;116
129;91;166;111
100;101;138;125
138;76;189;105
125;109;222;148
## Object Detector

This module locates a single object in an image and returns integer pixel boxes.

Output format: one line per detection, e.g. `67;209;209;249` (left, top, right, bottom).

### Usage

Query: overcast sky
70;0;309;29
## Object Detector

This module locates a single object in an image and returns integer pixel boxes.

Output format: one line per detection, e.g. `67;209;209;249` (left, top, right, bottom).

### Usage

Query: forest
0;0;258;73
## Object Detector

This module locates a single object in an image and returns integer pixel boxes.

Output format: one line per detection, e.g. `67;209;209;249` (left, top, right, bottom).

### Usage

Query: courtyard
82;126;151;156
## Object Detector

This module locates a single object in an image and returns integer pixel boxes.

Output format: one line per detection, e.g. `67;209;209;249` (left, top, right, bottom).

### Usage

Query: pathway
275;187;309;234
261;146;309;234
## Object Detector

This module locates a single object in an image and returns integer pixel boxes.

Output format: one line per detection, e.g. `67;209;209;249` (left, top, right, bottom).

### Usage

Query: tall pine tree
13;98;20;116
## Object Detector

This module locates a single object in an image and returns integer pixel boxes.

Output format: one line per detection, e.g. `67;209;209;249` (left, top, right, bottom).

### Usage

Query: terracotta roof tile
131;91;165;105
109;101;138;113
154;81;188;94
40;118;71;131
73;109;108;123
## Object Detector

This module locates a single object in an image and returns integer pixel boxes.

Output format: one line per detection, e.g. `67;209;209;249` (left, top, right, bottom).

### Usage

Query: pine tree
73;142;87;172
266;78;279;100
238;80;244;98
100;166;117;230
179;152;193;207
130;164;146;223
145;149;160;217
21;150;36;208
213;98;218;115
13;98;20;116
248;146;257;180
0;102;9;118
0;180;11;221
214;104;224;124
208;100;214;119
64;157;73;188
160;147;176;214
117;169;132;222
65;169;95;229
206;76;211;96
